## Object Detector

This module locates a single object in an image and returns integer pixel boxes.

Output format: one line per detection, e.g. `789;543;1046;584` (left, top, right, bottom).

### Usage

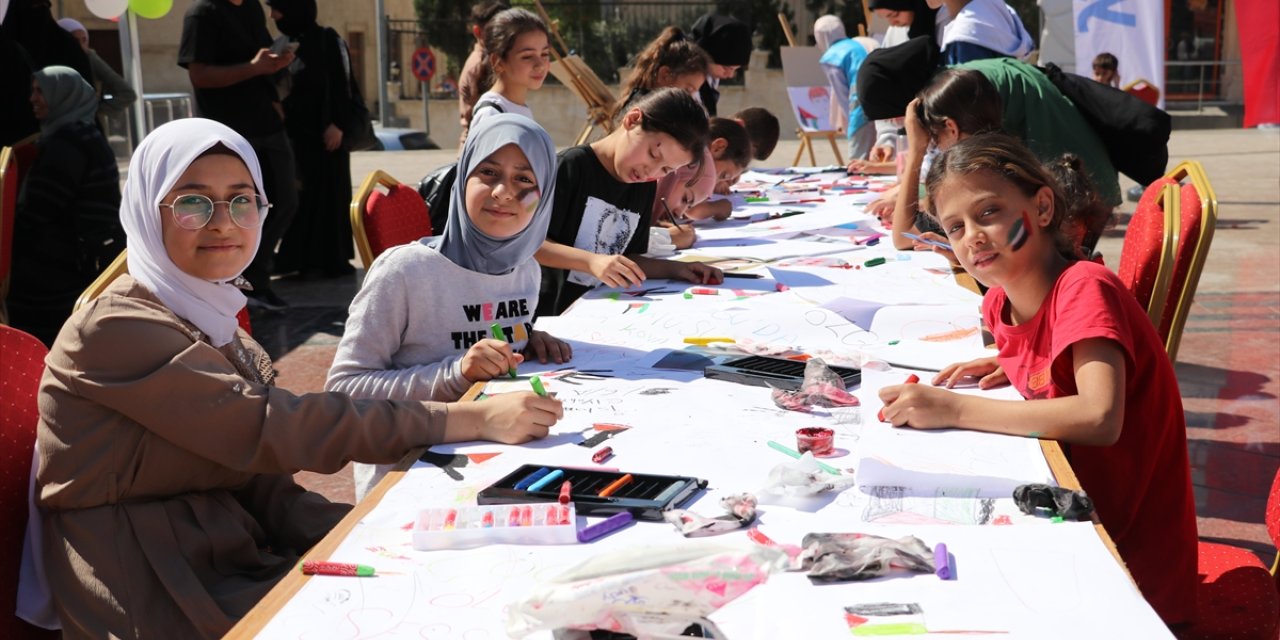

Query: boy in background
732;107;780;161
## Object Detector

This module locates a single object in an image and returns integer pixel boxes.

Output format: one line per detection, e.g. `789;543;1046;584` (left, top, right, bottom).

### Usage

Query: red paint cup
796;427;835;457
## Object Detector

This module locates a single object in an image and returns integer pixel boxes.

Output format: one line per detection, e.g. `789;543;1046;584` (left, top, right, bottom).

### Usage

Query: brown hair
1046;153;1114;256
627;87;710;162
478;8;549;93
708;117;750;168
924;133;1076;259
732;107;780;161
613;27;710;119
916;68;1003;142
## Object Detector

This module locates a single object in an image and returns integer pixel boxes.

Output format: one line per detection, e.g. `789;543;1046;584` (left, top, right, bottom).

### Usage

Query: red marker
443;509;457;530
689;287;718;295
592;446;614;463
301;561;377;577
558;480;573;505
879;374;921;422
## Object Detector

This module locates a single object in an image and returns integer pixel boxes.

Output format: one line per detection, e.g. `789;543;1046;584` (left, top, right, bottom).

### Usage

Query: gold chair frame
1161;160;1217;362
73;249;129;313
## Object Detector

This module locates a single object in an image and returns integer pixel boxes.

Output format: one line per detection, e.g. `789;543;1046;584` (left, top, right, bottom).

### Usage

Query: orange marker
879;374;921;422
597;473;634;497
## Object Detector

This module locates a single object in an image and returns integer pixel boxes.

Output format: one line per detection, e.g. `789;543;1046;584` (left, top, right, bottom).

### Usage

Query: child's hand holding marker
461;335;523;382
879;374;967;430
461;388;563;444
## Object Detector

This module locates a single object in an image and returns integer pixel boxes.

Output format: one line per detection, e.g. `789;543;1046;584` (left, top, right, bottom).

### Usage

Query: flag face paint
1008;210;1032;251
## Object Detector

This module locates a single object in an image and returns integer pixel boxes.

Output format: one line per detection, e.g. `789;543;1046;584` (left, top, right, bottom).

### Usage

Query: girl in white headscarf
22;118;560;639
7;65;122;345
327;113;570;500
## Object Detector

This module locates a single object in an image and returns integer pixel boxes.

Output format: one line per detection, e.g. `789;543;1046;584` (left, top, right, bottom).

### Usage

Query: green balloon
129;0;173;20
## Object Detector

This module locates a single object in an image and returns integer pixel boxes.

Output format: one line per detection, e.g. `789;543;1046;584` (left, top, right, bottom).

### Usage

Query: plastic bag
506;541;788;638
798;532;935;582
772;358;861;413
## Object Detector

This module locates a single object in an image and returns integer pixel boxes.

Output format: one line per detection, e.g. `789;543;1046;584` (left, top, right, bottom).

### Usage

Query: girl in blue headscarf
328;113;570;499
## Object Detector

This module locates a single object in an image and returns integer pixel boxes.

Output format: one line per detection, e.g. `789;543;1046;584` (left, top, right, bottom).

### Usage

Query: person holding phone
178;0;299;312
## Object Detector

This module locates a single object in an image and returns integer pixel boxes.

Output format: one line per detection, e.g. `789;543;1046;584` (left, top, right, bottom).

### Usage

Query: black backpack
1037;62;1171;185
416;98;507;230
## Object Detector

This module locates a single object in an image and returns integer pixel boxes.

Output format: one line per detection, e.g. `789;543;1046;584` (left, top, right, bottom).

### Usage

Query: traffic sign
411;47;436;82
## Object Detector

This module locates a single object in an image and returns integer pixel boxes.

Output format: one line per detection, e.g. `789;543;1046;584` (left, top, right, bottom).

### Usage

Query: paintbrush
660;197;687;232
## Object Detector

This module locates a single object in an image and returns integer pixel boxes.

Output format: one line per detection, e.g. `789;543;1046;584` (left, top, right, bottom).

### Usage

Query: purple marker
934;543;953;580
576;512;633;543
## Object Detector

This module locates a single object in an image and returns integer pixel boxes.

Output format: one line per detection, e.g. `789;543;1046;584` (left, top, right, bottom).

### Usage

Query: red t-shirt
983;260;1197;625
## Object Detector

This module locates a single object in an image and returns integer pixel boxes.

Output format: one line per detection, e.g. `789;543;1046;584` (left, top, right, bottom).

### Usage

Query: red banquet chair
1116;161;1217;362
1176;469;1280;640
349;170;433;269
0;325;59;639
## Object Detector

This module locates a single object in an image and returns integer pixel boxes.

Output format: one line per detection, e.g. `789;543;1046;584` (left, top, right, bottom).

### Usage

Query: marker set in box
411;503;578;550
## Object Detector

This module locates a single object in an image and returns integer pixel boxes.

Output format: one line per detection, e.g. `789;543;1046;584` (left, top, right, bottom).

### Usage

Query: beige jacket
36;276;447;639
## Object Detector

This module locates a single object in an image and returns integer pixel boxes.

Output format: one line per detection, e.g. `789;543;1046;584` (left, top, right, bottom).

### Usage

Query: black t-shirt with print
538;144;655;317
177;0;282;138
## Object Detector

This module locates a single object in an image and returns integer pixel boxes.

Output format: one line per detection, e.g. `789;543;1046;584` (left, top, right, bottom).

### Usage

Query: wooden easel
533;0;616;144
778;15;844;167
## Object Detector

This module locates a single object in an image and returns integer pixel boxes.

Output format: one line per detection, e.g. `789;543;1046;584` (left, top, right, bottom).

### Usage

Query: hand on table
524;330;572;364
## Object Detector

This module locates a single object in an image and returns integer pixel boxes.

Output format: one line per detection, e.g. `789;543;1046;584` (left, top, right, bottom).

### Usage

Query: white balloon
86;0;129;20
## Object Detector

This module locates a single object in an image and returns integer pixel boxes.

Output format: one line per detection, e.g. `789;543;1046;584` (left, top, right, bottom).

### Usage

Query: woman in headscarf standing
20;118;561;639
7;65;122;346
689;13;751;116
268;0;356;277
327;114;573;500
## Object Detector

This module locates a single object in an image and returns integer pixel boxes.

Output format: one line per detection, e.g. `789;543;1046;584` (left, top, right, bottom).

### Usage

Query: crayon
520;506;533;527
765;440;841;475
654;480;685;504
514;467;551;490
530;375;548;397
878;374;921;422
683;336;735;345
300;561;377;577
443;509;457;530
934;543;953;580
591;446;614;463
864;257;887;267
576;512;634;543
489;322;516;378
597;473;634;497
527;468;565;493
507;506;520;527
482;510;494;528
558;480;573;505
689;287;719;295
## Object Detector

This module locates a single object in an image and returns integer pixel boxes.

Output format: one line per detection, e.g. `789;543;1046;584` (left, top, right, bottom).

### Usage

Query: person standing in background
458;0;509;149
178;0;298;312
56;18;138;127
689;13;751;116
1;0;93;146
266;0;355;278
1092;52;1120;88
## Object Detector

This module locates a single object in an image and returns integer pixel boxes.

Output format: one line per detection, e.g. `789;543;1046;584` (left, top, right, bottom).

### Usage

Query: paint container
796;427;835;457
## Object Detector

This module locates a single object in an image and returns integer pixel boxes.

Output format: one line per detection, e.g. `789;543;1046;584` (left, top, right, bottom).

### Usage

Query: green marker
851;622;928;636
745;196;769;203
766;440;841;475
864;257;887;267
530;375;548;397
489;323;517;378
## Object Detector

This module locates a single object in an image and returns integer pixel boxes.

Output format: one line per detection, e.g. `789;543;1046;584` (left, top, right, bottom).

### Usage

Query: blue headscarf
434;113;557;275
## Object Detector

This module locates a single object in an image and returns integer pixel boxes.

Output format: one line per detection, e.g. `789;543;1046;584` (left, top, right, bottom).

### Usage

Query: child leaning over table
327;114;570;500
878;134;1197;627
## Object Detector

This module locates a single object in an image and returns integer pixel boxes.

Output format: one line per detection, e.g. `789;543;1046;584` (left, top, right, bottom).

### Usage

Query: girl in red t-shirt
878;133;1197;626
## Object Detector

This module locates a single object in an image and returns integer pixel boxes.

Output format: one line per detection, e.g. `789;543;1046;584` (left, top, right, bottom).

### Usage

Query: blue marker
527;468;565;493
902;232;952;251
514;467;551;490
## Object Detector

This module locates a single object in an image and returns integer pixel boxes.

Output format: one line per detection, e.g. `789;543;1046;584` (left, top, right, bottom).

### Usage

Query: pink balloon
86;0;129;20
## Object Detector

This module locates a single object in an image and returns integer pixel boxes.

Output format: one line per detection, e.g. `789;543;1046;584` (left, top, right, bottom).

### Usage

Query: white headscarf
121;118;267;346
813;15;847;53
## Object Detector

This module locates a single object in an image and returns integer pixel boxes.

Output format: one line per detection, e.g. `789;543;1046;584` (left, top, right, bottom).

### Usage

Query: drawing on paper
861;485;996;525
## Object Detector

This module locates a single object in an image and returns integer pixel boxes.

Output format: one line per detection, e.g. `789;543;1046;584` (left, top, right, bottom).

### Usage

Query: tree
414;0;477;79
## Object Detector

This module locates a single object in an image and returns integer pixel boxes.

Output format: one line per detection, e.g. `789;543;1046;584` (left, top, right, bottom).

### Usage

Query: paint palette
703;355;861;390
477;465;706;521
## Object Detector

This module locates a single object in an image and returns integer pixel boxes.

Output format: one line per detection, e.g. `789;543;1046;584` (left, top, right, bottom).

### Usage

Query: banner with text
1073;0;1165;108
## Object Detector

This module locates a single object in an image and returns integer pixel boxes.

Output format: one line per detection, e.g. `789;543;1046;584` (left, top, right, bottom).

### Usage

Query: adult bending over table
19;119;562;639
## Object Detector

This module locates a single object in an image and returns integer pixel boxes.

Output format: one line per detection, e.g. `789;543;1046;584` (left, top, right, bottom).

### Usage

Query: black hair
731;107;780;161
626;87;710;162
916;68;1004;142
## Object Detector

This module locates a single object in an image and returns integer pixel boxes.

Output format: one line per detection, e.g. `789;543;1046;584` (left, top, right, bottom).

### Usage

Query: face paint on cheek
1008;210;1032;251
518;187;541;212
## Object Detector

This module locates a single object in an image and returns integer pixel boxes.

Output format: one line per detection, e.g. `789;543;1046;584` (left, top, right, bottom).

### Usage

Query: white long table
229;177;1168;639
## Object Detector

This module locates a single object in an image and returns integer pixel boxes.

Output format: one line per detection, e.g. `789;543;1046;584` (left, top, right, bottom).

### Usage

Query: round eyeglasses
160;194;270;230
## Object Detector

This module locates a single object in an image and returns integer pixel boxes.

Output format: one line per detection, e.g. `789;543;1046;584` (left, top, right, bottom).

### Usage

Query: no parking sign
411;47;436;83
